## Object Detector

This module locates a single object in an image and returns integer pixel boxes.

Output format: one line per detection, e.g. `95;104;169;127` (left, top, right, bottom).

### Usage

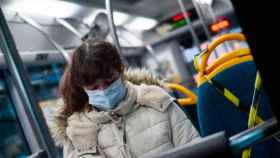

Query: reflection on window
0;78;30;158
27;64;64;127
27;64;64;157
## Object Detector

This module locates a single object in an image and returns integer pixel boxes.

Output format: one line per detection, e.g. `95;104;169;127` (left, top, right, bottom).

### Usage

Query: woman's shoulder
132;83;175;113
123;68;175;112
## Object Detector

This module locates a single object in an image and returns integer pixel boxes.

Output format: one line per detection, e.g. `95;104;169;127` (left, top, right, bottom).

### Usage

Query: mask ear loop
120;73;126;86
120;74;129;101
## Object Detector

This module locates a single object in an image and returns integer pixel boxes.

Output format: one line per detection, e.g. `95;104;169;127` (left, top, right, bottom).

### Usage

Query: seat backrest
195;33;280;158
166;83;200;130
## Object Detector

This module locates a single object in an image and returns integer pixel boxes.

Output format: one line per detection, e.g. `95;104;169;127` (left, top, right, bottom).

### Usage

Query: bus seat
195;33;280;158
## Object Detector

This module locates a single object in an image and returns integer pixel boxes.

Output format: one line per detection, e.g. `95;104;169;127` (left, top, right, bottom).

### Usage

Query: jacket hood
51;68;174;146
123;68;165;87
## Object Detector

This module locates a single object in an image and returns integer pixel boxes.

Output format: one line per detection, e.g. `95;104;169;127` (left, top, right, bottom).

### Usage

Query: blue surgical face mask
85;77;127;110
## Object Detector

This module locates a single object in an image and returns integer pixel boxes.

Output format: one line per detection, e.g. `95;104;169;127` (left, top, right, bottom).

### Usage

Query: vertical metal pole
0;7;57;158
192;0;219;58
206;4;217;22
192;1;212;42
205;4;231;53
177;0;202;51
105;0;129;66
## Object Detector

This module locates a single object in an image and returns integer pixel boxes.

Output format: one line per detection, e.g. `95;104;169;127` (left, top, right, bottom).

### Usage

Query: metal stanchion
192;0;219;58
105;0;129;66
0;7;58;158
177;0;202;52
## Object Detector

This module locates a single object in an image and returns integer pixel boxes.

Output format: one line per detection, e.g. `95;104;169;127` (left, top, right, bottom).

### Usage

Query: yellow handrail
199;33;247;74
165;83;197;106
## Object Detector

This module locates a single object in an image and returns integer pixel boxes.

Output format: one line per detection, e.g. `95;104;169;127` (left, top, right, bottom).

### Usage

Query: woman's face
84;71;120;91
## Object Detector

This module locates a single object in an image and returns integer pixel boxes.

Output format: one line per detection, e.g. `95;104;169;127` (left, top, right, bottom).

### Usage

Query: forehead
92;71;120;83
84;71;120;90
98;71;119;80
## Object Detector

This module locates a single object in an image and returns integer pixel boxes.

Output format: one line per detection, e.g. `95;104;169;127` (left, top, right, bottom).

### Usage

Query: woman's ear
120;72;124;80
120;64;125;72
119;65;125;75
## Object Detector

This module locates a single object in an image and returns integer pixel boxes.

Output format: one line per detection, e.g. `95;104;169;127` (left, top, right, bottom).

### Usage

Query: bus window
27;64;64;127
0;73;30;158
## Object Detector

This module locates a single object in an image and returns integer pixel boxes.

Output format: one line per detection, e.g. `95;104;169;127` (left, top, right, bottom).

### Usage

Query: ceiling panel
1;0;234;22
62;0;193;20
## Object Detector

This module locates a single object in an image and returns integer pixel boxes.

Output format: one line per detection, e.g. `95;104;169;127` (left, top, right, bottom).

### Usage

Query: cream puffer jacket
51;69;200;158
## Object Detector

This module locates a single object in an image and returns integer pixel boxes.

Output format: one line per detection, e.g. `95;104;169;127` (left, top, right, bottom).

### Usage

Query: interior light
195;0;213;5
113;11;130;25
210;18;231;33
124;17;158;30
5;0;81;18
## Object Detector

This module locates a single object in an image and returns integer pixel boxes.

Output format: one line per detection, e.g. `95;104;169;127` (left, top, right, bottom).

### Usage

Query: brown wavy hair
59;39;124;117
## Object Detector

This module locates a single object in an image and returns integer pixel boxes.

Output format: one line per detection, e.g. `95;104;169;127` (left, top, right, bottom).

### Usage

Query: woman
51;39;200;158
